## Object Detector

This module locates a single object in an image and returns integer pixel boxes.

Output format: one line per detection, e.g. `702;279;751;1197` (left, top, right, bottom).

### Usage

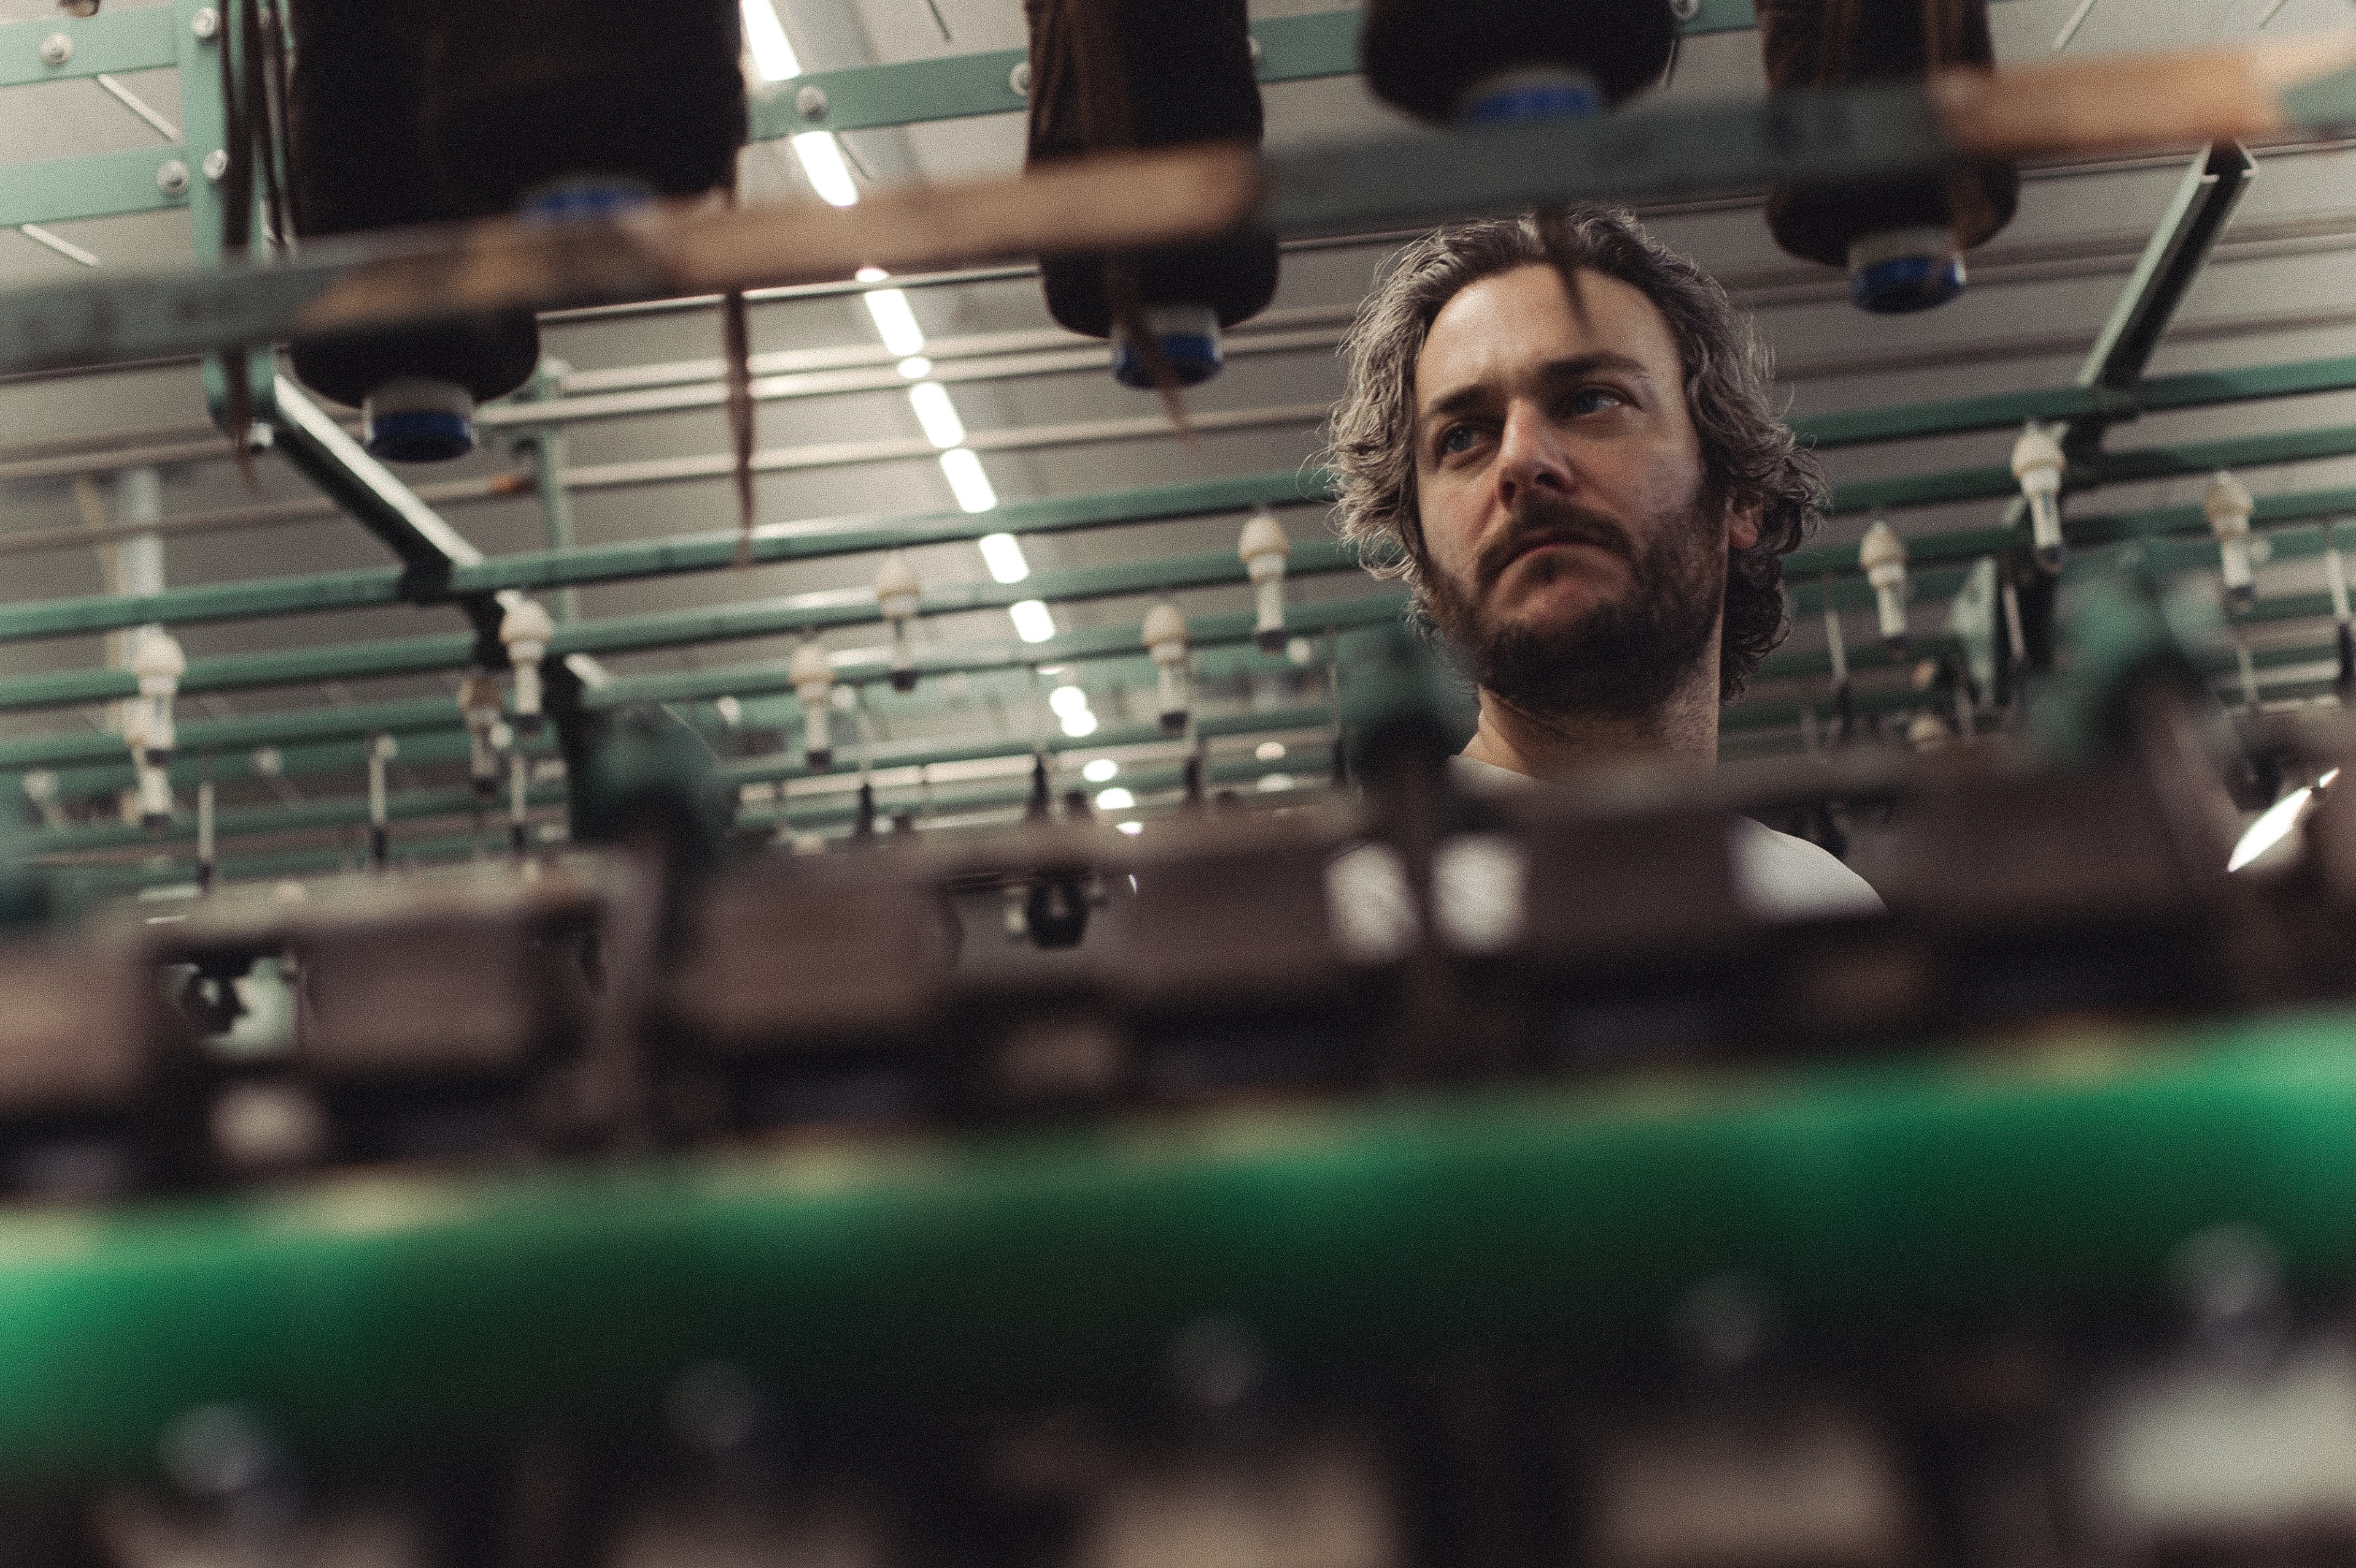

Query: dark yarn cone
1024;0;1278;377
1358;0;1676;125
1759;0;2018;304
422;0;746;211
284;0;539;421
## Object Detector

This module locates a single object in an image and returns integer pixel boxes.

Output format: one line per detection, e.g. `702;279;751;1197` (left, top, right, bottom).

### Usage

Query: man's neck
1459;659;1720;785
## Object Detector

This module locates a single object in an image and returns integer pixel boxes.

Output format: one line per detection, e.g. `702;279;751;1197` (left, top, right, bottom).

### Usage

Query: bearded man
1326;207;1880;916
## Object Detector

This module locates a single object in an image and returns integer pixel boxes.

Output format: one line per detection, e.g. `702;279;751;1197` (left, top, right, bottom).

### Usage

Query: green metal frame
3;4;2345;854
35;706;1336;863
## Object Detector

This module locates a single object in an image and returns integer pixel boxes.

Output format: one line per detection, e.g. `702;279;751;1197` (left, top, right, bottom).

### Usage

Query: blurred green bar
5;1011;2356;1481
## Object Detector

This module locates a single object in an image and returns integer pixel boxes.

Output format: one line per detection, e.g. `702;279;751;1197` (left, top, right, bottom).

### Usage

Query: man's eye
1440;425;1478;455
1567;387;1627;417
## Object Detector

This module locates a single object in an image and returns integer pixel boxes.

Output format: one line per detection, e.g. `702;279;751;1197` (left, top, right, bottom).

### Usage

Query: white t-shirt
1449;754;1883;921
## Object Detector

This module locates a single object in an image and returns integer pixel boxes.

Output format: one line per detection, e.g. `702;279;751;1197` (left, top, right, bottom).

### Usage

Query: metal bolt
190;6;218;39
1008;60;1031;98
201;148;229;185
39;33;71;66
155;159;189;196
794;83;828;122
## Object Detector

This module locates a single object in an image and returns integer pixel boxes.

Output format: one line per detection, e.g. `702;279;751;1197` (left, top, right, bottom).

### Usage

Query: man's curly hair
1323;207;1825;701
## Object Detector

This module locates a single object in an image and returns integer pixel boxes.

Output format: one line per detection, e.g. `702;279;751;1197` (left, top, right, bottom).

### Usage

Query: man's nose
1494;399;1574;512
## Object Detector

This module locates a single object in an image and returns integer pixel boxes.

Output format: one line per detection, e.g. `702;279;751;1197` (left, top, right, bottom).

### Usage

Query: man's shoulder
1727;817;1884;919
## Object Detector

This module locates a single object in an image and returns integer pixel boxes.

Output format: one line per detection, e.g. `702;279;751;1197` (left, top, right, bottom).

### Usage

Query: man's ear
1725;495;1763;553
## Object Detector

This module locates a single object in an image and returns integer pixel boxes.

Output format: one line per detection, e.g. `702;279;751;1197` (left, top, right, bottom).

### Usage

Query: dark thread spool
1024;0;1279;389
421;0;746;212
1759;0;2018;314
284;0;539;460
1358;0;1675;125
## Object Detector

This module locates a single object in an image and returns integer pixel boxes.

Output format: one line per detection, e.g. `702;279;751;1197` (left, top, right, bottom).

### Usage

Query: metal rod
93;72;179;141
2052;0;2099;51
16;225;98;267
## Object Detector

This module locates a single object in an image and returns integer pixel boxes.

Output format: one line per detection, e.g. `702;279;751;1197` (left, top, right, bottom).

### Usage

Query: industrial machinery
3;3;2356;1564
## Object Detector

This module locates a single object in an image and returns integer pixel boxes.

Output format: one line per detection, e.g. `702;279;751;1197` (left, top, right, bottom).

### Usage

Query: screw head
39;33;72;66
201;148;229;184
155;159;189;196
793;83;828;122
1008;60;1031;98
190;6;218;39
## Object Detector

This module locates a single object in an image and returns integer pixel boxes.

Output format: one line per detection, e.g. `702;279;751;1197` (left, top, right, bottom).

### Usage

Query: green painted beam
0;6;177;88
31;703;1331;860
60;828;533;897
720;703;1334;791
0;597;1405;782
0;144;190;228
0;540;1376;715
29;773;566;858
0;695;474;776
18;333;2356;647
2077;144;2255;405
1828;422;2356;518
0;471;1333;646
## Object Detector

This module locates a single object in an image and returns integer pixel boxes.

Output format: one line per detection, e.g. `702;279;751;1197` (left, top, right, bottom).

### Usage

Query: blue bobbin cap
1847;226;1966;315
1113;304;1224;390
1457;67;1603;126
363;377;479;463
518;175;658;223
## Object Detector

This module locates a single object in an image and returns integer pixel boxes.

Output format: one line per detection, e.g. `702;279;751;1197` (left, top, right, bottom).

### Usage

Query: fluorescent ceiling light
1059;711;1098;738
1095;787;1136;811
1081;757;1118;783
790;131;859;207
862;287;924;356
940;448;998;513
977;532;1029;583
1256;740;1286;762
1010;598;1057;644
897;356;933;379
1116;819;1144;836
907;382;967;450
1257;773;1297;793
740;0;800;80
1047;685;1091;717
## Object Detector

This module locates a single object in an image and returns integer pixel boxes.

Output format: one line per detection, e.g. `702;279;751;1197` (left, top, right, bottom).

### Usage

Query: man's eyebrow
1416;351;1654;430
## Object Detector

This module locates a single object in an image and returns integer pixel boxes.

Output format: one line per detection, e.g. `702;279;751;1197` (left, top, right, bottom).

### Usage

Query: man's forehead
1416;264;1677;407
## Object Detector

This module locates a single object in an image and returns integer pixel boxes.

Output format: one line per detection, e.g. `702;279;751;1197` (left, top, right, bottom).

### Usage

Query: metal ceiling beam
0;471;1330;645
61;732;1335;893
28;702;1331;859
0;595;1404;779
23;353;2356;650
1828;420;2356;519
0;539;1372;714
14;455;2356;765
2069;141;2258;457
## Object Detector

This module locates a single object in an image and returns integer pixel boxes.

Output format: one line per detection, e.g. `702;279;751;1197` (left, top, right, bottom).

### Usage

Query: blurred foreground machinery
12;612;2356;1567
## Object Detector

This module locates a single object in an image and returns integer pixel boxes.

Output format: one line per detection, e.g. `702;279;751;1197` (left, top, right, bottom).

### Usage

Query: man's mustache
1472;500;1633;595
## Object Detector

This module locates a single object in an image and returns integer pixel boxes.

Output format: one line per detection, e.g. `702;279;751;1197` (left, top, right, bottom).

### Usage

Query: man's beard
1421;489;1725;725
